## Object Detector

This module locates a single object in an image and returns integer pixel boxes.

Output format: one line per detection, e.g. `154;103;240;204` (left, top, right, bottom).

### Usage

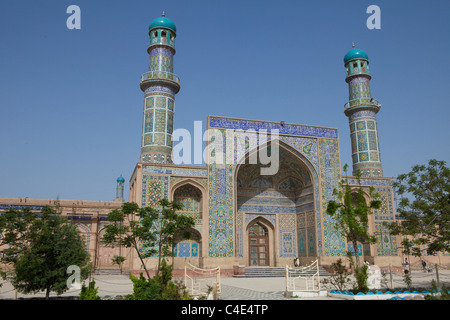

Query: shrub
126;259;189;300
321;258;352;291
79;280;101;300
354;264;369;293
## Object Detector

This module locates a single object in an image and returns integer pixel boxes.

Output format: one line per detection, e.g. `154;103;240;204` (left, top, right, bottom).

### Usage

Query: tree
102;199;195;278
386;159;450;256
326;165;381;269
0;206;91;299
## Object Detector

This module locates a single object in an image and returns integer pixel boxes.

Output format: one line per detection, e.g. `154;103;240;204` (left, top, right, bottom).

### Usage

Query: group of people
403;258;432;274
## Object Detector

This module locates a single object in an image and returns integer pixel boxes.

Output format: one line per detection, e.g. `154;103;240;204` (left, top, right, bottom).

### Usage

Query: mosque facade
126;14;400;270
2;14;448;274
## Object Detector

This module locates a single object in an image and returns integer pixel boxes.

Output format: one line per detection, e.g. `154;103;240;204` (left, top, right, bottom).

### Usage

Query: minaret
344;45;383;177
140;12;180;164
115;175;125;201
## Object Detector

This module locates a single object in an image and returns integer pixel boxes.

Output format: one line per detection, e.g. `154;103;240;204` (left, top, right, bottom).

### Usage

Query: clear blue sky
0;0;449;201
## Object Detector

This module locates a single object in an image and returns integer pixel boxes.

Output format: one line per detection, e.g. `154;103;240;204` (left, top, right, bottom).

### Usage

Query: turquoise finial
117;174;125;183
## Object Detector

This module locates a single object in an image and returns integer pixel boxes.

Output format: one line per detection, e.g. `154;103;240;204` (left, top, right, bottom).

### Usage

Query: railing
140;71;180;85
344;98;381;110
285;259;321;293
184;262;221;297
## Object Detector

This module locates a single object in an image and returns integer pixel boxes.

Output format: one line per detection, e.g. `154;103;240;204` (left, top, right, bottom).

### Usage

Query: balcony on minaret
140;70;180;93
344;98;381;115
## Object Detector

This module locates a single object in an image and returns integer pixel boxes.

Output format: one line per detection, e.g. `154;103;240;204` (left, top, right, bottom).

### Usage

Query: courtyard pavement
0;268;449;300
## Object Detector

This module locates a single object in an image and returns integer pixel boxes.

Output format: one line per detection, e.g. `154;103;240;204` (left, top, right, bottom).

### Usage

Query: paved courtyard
0;268;449;300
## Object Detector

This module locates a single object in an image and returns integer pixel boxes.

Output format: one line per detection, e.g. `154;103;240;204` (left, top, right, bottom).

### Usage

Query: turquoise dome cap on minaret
149;12;176;33
344;44;369;64
117;175;125;182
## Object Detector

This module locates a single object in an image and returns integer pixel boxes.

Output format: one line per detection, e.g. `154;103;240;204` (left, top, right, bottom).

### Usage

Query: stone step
238;266;330;278
94;268;124;275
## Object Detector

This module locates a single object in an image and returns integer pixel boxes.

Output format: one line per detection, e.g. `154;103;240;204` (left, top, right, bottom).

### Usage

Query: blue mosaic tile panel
209;116;338;139
280;230;296;257
142;165;208;177
375;222;398;256
208;129;234;257
319;138;346;256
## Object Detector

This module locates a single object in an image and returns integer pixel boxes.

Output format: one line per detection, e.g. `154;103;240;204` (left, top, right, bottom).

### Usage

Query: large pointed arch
233;139;321;264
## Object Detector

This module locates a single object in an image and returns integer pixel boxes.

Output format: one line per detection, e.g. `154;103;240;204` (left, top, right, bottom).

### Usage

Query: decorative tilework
208;129;234;257
145;96;154;109
245;214;276;227
370;152;379;162
154;109;166;132
236;211;244;257
167;111;174;134
346;177;392;187
307;226;316;256
373;187;395;220
375;222;398;256
178;242;190;257
144;109;154;133
319;138;346;256
143;165;208;177
351;133;357;153
356;121;366;131
168;98;174;112
209;116;338;139
298;229;306;257
357;132;368;151
368;131;378;151
350;122;356;133
191;243;198;257
359;152;369;162
349;110;376;122
280;231;296;257
141;174;169;208
279;136;319;170
145;86;176;96
347;243;363;256
279;214;296;228
174;184;202;220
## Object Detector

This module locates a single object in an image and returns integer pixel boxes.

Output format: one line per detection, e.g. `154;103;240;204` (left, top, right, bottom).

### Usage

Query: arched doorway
248;221;270;266
235;141;318;265
171;182;205;267
173;184;203;221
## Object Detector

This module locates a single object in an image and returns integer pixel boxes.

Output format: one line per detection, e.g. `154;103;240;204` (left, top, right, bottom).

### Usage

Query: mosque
2;14;446;274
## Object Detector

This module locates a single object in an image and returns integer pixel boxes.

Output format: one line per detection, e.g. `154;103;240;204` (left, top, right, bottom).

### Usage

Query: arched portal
235;142;318;266
173;183;203;221
171;182;204;266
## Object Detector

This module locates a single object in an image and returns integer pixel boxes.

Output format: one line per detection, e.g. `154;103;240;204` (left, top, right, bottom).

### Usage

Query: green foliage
403;272;412;290
125;259;189;300
354;264;369;293
102;199;195;278
326;165;380;268
0;205;91;299
386;159;450;256
79;280;101;300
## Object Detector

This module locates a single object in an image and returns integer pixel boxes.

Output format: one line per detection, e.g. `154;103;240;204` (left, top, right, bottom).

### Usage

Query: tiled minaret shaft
139;13;180;164
344;45;383;177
